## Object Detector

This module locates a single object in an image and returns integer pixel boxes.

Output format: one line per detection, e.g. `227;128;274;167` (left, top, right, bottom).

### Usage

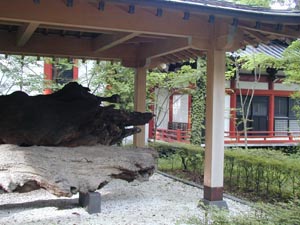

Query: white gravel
0;173;250;225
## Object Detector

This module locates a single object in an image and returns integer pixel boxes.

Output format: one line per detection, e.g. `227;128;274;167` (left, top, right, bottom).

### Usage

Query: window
275;97;288;117
274;97;300;134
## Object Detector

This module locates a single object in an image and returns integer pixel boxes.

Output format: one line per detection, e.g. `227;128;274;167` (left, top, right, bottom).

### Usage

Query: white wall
237;81;268;90
274;83;300;91
155;88;170;129
224;95;231;135
172;94;189;123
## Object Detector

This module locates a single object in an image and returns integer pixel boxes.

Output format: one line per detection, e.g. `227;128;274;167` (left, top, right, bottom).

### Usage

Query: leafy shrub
150;142;204;171
180;200;300;225
151;142;300;201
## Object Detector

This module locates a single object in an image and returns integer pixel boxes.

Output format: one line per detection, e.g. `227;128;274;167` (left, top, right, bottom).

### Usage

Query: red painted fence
154;128;300;146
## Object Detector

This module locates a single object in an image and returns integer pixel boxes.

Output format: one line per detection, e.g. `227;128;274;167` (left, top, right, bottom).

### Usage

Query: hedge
150;142;300;201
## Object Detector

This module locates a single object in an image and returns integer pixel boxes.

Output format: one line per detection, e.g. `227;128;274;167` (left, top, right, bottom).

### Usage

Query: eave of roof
108;0;300;23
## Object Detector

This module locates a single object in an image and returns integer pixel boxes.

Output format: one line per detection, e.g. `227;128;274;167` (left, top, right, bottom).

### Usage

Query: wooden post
133;67;147;147
203;47;227;208
176;129;181;142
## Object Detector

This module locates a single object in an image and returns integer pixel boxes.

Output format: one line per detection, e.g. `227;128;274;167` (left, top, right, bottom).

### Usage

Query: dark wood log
0;144;157;197
0;82;153;146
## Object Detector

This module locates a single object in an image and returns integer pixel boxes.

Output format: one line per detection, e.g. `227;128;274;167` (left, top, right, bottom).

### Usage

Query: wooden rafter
16;22;39;47
138;37;191;60
0;31;137;60
0;1;210;38
244;29;270;43
0;0;298;64
239;22;300;38
93;32;140;52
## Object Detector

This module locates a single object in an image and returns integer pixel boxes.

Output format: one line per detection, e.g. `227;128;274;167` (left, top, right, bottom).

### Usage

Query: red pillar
148;104;155;139
73;59;79;80
269;95;274;136
44;62;52;95
188;95;192;130
268;80;275;136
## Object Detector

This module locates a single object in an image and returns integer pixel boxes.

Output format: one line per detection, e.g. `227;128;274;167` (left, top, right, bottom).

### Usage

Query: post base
202;199;228;209
79;192;101;214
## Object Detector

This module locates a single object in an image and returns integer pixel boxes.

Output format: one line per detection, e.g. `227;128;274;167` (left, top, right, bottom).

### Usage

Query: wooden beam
0;31;137;61
216;29;244;51
244;29;269;43
190;36;210;50
242;35;257;46
0;0;210;38
139;37;191;60
16;22;39;47
93;32;140;52
239;22;300;38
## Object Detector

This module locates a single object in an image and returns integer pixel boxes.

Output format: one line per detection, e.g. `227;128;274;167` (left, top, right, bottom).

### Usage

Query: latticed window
274;97;300;135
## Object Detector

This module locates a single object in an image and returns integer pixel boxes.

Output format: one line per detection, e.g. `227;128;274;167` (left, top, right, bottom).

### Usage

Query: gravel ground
0;173;250;225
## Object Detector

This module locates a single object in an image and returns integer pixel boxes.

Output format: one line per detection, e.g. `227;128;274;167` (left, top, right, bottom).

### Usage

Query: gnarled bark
0;82;153;146
0;144;157;197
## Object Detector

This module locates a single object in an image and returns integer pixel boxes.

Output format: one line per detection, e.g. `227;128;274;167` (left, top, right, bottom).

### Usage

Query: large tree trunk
0;82;153;146
0;144;157;197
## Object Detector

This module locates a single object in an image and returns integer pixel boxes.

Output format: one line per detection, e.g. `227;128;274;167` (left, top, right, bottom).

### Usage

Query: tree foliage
190;58;207;145
79;60;135;110
0;55;44;95
149;64;202;141
229;0;299;9
280;40;300;83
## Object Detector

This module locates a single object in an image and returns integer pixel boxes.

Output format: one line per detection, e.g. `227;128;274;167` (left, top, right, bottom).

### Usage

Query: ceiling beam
16;22;39;47
138;37;191;60
93;32;140;52
0;31;137;61
216;29;244;51
0;0;210;38
239;22;300;38
244;29;269;43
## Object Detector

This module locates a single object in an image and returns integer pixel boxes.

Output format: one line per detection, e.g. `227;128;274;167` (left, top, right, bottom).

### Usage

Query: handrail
154;128;300;145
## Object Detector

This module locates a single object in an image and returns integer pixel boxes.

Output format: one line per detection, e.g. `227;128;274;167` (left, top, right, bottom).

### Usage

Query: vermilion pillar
133;67;147;147
268;80;275;136
188;95;192;130
203;47;227;208
44;62;52;95
73;59;78;80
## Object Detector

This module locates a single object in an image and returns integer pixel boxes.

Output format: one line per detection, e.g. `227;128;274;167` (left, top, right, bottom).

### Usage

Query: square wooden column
133;67;147;147
203;48;227;208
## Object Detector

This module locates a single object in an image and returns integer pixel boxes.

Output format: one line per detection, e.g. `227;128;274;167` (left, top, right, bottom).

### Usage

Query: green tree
148;64;201;142
0;55;44;95
227;52;279;149
280;40;300;121
78;60;135;110
229;0;299;9
190;58;207;145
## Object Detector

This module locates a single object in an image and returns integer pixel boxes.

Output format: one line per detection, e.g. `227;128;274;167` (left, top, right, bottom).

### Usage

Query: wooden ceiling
0;0;299;68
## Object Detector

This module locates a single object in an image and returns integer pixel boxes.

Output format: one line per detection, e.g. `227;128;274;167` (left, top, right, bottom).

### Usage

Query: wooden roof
0;0;299;68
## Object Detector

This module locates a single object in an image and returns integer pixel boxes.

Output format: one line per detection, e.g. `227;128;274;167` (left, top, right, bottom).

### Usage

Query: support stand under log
79;192;101;214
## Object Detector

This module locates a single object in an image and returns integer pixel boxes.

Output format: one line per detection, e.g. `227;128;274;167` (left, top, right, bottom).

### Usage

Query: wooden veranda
0;0;299;207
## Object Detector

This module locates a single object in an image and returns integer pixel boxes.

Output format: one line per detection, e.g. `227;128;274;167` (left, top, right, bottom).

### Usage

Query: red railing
155;128;191;143
154;128;300;145
224;131;300;145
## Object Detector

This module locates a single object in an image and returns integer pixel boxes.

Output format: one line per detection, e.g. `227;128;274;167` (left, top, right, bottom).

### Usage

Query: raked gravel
0;173;251;225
